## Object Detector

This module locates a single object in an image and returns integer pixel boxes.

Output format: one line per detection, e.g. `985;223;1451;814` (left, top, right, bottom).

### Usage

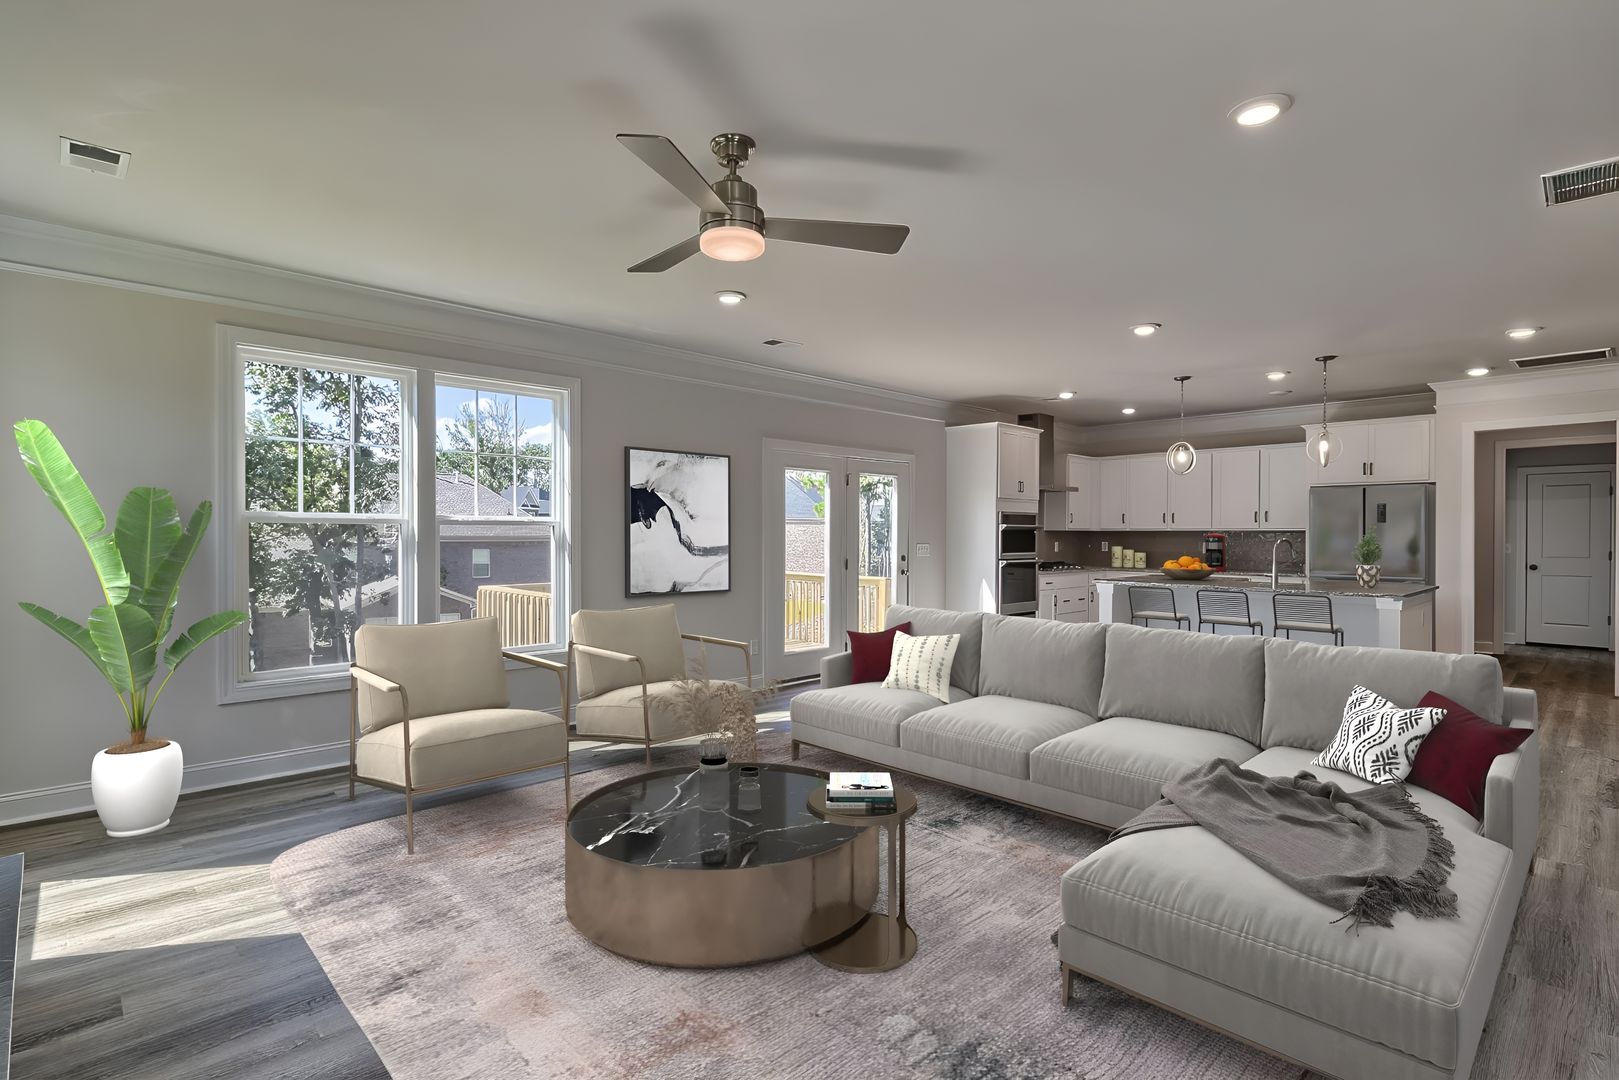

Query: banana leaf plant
14;419;247;745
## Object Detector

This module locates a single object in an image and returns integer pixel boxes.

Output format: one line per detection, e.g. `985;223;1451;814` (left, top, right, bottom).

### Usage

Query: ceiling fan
617;132;911;273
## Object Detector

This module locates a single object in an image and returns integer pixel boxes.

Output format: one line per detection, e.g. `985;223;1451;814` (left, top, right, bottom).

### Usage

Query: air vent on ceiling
59;137;130;178
762;339;801;348
1542;156;1619;206
1508;347;1615;370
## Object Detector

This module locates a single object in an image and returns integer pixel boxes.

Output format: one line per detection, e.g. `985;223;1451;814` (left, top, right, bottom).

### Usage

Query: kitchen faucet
1271;537;1296;590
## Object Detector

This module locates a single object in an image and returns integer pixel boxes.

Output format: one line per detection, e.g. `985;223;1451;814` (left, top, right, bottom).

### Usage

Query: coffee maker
1201;533;1227;571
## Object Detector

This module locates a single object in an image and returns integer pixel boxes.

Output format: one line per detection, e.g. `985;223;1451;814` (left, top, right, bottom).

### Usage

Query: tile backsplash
1038;529;1307;575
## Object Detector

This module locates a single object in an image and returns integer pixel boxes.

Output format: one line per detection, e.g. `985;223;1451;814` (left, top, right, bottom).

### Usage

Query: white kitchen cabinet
1260;446;1310;529
1126;455;1168;528
1211;448;1262;530
1166;459;1212;530
1038;572;1092;623
1367;419;1432;482
996;424;1042;501
1066;455;1096;529
1303;417;1433;485
1097;457;1129;528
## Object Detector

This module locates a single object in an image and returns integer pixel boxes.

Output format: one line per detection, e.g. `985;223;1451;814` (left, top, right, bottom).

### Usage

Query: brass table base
810;911;918;973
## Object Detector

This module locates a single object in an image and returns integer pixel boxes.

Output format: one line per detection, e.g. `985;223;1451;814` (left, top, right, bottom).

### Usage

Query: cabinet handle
1171;512;1176;524
1068;512;1073;525
1253;510;1258;524
1369;462;1374;477
1121;513;1126;525
1264;510;1269;523
1162;512;1166;524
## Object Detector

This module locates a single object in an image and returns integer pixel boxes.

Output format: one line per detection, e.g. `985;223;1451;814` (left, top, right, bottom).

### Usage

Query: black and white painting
626;447;731;595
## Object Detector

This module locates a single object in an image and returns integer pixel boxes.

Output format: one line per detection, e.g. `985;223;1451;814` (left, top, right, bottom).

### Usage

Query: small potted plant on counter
15;420;247;837
1354;532;1383;589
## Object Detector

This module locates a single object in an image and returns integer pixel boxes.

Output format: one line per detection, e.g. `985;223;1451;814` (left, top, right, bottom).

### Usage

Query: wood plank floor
1;654;1614;1080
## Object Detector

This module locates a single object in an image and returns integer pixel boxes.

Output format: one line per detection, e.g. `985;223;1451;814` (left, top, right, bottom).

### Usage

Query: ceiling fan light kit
1165;375;1198;475
1306;355;1343;467
617;131;910;272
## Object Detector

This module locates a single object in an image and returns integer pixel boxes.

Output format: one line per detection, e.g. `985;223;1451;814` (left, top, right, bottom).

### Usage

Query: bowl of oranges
1160;555;1217;580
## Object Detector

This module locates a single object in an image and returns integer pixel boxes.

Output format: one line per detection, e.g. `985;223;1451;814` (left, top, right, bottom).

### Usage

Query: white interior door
764;446;912;681
1525;467;1614;649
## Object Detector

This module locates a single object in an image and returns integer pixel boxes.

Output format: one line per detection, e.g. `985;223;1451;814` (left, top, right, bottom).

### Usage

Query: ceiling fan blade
628;235;701;273
617;134;729;215
765;218;910;254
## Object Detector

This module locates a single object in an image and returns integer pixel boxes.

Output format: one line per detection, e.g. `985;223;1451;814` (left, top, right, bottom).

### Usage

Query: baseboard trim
0;741;350;828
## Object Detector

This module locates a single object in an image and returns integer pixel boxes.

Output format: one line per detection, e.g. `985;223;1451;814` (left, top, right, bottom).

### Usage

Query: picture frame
625;446;732;596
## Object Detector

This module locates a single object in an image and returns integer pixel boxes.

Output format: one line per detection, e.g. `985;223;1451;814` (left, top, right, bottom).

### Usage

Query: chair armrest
572;643;642;665
350;664;403;697
820;651;854;689
1481;725;1539;886
681;633;754;688
503;650;570;726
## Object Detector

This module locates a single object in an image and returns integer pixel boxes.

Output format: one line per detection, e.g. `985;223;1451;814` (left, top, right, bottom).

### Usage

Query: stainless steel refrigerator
1307;484;1436;582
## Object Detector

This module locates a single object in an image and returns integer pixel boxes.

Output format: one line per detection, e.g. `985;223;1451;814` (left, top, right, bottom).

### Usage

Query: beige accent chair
349;617;570;853
569;604;751;764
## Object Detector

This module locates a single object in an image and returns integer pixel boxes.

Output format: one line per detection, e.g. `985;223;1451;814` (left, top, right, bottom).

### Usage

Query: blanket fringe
1333;788;1458;932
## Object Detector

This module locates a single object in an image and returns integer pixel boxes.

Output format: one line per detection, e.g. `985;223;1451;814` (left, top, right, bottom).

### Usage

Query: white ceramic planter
1355;563;1382;589
91;740;184;837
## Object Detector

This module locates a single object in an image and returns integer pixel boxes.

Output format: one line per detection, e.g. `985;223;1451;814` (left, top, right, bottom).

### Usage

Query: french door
763;444;911;681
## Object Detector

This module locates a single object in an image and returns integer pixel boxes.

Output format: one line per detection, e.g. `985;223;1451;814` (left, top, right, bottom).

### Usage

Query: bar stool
1272;592;1346;646
1195;589;1264;634
1127;585;1190;630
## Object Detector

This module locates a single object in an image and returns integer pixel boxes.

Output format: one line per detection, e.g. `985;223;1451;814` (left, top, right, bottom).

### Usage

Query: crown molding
0;213;996;425
1430;362;1619;408
1055;391;1435;451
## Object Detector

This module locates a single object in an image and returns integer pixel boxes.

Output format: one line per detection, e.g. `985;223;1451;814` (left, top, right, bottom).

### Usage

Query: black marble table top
567;765;862;870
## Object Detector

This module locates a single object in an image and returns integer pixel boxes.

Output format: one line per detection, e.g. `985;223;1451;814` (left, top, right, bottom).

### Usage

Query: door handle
1528;563;1539;571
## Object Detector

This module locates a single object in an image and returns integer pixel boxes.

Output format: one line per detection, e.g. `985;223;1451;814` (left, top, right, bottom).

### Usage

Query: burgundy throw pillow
1407;690;1532;819
848;622;912;684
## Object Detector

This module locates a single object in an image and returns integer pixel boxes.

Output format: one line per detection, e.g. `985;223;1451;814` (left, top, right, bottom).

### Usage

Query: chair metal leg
405;789;415;855
563;747;572;812
791;740;801;760
644;741;653;767
348;774;355;801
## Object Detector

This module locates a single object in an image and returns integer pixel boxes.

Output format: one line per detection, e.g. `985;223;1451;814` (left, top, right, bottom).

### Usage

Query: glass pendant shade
699;225;766;262
1166;441;1197;475
1307;426;1342;467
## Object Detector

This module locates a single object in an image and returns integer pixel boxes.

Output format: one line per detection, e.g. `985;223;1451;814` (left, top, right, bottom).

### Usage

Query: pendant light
1305;355;1343;468
1165;375;1197;475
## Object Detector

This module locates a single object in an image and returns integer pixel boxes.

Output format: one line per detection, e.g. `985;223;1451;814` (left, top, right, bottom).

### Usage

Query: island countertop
1092;573;1437;600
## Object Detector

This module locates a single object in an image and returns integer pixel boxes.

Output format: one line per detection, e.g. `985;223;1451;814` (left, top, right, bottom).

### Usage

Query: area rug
272;732;1301;1080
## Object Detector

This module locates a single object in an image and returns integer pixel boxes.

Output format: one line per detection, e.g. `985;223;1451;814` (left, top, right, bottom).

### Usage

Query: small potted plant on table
15;420;246;837
1354;532;1383;589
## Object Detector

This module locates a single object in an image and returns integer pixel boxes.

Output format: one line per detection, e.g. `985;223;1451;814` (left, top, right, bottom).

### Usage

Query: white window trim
216;325;581;703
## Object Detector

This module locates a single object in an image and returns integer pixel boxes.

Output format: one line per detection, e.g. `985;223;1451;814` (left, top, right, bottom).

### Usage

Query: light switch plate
915;543;932;557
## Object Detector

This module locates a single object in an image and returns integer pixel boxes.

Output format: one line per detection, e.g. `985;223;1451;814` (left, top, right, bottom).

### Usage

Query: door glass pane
857;472;899;632
784;468;829;652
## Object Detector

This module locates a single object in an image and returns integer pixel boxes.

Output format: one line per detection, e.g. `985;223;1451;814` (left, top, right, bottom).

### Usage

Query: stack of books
826;772;897;814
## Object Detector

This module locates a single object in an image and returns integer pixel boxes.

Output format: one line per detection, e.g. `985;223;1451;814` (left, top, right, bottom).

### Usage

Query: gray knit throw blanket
1114;758;1458;930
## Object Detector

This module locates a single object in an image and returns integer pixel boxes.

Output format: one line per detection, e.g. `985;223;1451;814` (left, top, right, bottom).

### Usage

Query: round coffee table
565;763;877;967
806;785;919;973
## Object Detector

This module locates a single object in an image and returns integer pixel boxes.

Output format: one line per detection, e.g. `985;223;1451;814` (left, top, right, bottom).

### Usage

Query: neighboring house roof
377;473;555;539
785;474;823;521
503;483;551;516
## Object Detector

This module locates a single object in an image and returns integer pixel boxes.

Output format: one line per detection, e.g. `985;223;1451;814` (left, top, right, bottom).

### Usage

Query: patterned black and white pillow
1310;685;1446;784
881;631;961;703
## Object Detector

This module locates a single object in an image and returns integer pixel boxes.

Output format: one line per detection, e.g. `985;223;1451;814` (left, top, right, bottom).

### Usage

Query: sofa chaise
788;605;1538;1080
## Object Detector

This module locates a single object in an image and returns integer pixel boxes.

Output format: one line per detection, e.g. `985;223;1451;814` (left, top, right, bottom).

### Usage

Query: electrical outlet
1053;540;1060;552
1100;539;1110;551
915;543;932;557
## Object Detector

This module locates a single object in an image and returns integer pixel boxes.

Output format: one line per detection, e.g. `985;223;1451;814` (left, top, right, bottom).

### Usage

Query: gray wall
0;271;955;820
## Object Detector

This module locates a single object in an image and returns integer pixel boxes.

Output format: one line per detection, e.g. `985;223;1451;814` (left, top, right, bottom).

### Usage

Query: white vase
1355;564;1382;589
91;740;184;837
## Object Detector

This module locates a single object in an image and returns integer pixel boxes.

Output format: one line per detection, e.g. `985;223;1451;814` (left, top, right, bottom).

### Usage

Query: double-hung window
222;328;573;701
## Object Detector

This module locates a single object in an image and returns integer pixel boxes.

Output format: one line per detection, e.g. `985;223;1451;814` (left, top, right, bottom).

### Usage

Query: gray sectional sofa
788;605;1539;1080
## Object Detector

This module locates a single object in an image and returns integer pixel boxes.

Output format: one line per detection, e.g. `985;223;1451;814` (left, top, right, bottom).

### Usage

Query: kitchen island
1093;573;1437;650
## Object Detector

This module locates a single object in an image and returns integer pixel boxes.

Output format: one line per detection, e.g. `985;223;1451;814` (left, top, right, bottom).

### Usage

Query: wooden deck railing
476;583;553;647
784;573;891;651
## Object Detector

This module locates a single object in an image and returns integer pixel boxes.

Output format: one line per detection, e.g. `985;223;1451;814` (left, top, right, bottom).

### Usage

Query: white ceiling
3;1;1617;424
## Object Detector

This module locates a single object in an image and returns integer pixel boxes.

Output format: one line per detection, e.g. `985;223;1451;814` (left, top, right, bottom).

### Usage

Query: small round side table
805;784;918;972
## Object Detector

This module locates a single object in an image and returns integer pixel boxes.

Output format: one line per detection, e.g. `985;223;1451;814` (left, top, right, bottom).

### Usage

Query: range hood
1015;412;1074;492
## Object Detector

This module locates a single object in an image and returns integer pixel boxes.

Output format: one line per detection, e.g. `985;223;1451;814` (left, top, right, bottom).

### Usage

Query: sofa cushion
790;682;971;747
1062;815;1512;1069
1408;691;1534;820
571;605;688;698
885;605;984;695
1262;637;1503;752
354;618;509;732
1241;745;1480;838
848;621;911;684
979;616;1108;716
899;696;1094;780
882;630;960;703
1099;623;1265;742
573;680;749;742
355;708;566;789
1029;718;1257;811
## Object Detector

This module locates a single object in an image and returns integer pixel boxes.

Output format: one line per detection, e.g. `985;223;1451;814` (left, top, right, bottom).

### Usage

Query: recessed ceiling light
1229;93;1293;127
1268;389;1293;396
1058;390;1076;400
1465;366;1491;377
715;290;747;306
1129;323;1161;337
1505;327;1542;339
1121;407;1137;415
1265;370;1290;381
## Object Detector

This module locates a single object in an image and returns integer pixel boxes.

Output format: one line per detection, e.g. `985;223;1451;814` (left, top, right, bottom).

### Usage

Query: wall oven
998;512;1038;560
999;561;1037;615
